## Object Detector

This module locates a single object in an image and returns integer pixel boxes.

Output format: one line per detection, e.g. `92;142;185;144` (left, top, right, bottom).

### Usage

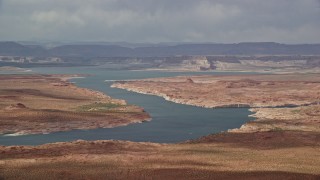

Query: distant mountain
0;42;46;56
1;41;320;57
135;42;320;56
48;45;133;57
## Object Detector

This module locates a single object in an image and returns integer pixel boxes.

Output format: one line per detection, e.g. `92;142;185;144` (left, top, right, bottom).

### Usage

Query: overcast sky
0;0;319;43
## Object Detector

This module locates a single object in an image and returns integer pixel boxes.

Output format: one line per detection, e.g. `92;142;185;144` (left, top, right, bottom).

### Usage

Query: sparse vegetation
0;74;319;179
0;139;319;179
76;102;123;112
0;75;150;135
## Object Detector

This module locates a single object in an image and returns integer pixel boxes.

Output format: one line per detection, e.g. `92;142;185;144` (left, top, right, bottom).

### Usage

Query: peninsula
0;74;150;135
112;74;320;108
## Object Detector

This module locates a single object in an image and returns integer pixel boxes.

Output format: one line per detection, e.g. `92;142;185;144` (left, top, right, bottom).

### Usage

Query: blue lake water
0;66;255;145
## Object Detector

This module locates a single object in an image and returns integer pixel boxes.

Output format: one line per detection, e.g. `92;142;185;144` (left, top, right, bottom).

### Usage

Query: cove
0;66;255;145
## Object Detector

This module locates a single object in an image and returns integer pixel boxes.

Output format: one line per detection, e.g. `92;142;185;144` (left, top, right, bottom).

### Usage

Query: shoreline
1;74;319;179
111;73;320;109
0;74;151;136
111;74;320;135
111;83;320;109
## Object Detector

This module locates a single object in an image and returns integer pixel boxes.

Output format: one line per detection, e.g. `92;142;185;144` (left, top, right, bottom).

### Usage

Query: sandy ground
0;74;150;135
0;134;319;179
112;74;320;108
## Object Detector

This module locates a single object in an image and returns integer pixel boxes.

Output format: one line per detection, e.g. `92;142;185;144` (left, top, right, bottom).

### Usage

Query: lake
0;66;255;145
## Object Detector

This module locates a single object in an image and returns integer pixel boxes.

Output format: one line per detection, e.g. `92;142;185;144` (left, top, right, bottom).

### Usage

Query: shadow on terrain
1;89;88;101
0;141;159;159
0;167;319;180
191;131;320;149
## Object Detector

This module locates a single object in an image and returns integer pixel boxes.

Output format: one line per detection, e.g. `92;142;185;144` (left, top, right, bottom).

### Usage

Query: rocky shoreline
111;74;320;135
111;74;320;108
0;74;150;135
113;84;320;109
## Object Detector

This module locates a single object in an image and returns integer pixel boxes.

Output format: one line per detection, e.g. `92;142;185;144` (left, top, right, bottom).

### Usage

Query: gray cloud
0;0;319;43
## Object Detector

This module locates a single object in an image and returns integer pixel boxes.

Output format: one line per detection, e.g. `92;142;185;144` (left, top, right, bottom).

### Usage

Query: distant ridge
1;41;320;57
48;45;133;57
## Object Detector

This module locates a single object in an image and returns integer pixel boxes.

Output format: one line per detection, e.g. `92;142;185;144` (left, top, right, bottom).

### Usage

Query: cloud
317;0;320;8
0;0;319;43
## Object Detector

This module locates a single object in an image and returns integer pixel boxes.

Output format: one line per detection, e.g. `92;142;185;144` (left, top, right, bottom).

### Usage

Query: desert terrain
0;102;319;179
0;74;150;135
2;42;320;73
0;73;319;179
112;74;320;108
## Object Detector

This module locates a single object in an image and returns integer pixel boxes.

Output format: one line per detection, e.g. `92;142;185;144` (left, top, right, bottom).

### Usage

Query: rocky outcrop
229;105;320;133
5;103;27;110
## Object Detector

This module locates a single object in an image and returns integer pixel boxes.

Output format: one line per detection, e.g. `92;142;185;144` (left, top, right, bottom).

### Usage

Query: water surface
0;66;255;145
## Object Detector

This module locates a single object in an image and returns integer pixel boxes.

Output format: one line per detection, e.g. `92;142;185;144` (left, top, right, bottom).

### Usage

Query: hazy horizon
10;40;320;45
